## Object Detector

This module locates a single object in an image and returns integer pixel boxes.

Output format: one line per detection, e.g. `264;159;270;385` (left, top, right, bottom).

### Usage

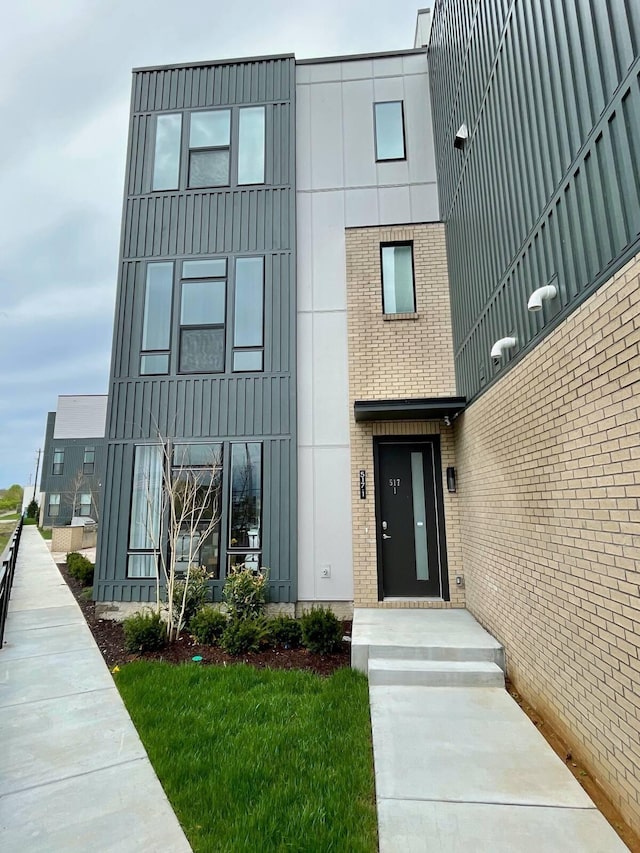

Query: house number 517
388;478;401;494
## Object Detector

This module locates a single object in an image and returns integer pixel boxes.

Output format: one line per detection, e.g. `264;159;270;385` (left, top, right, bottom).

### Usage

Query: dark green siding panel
97;56;297;603
430;0;640;402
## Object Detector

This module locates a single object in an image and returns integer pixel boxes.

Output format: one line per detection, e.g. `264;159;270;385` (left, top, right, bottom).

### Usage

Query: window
83;447;95;475
228;443;262;572
172;443;223;578
238;107;266;185
152;114;182;191
52;449;64;475
141;262;173;375
374;101;406;161
233;257;264;371
188;110;231;188
78;493;92;517
48;494;61;517
179;259;227;373
381;243;415;314
127;445;162;579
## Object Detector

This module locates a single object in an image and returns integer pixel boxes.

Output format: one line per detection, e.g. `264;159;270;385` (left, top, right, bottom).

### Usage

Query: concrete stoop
351;607;506;687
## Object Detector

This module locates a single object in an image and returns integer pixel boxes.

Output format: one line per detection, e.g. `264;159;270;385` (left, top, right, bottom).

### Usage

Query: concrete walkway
353;609;628;852
0;526;191;853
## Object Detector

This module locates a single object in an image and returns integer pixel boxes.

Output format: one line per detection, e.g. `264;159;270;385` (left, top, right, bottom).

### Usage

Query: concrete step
366;642;505;670
368;658;505;688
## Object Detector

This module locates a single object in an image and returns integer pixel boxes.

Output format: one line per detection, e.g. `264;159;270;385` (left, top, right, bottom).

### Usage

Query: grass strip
116;662;377;853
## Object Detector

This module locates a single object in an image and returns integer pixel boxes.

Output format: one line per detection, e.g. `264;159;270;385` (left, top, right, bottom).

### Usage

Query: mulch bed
57;563;352;677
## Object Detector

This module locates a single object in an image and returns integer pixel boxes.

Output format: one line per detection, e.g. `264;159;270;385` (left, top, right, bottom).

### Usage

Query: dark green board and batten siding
429;0;640;402
95;56;296;604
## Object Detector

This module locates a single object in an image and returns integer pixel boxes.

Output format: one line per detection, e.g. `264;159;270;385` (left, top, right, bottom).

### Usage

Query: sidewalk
353;609;628;853
0;526;191;853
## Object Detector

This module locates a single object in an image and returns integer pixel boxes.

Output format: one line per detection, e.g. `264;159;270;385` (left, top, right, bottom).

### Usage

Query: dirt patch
506;678;640;853
57;563;351;677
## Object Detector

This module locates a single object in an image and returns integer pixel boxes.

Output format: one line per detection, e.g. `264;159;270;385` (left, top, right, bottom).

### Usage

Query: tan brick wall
456;253;640;832
345;223;463;607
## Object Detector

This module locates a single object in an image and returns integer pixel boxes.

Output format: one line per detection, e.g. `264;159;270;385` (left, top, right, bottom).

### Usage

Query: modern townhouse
93;3;640;832
40;394;107;529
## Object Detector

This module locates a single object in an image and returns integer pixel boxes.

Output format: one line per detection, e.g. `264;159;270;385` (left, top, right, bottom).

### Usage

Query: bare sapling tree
66;471;99;522
142;434;222;642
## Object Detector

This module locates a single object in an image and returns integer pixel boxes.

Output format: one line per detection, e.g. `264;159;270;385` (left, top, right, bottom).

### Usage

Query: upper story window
374;101;406;161
152;114;182;191
52;449;64;475
152;106;266;192
139;256;266;377
179;259;227;373
188;110;231;188
141;263;173;376
83;447;95;475
381;243;415;314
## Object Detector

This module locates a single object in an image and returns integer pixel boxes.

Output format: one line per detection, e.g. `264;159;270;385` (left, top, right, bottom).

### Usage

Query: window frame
227;442;263;570
178;260;228;375
140;262;174;376
78;493;92;517
52;449;64;476
232;255;265;373
151;106;267;194
380;241;416;315
373;100;407;163
83;447;95;475
187;108;232;190
48;493;61;517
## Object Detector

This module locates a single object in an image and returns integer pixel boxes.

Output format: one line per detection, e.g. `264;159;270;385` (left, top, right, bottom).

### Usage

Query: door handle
382;533;391;540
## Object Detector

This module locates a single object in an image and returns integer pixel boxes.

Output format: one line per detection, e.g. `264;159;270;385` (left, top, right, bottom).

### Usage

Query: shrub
222;565;269;621
171;565;211;630
66;551;94;586
269;615;302;649
26;499;39;519
300;607;344;655
190;606;227;645
220;618;270;655
123;610;166;653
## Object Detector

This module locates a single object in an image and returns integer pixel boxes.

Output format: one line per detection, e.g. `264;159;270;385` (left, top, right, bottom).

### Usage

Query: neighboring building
94;5;640;831
40;395;107;527
429;0;640;834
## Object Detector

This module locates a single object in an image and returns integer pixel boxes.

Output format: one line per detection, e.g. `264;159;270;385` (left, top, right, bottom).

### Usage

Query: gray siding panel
97;56;297;602
430;0;640;401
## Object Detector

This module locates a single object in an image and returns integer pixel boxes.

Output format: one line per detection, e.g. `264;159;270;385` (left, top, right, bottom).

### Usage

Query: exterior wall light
490;337;517;360
527;284;557;311
446;466;457;493
454;123;468;149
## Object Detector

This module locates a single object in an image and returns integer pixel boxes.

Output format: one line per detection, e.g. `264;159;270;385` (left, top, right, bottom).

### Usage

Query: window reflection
153;114;182;190
238;107;265;184
229;443;262;551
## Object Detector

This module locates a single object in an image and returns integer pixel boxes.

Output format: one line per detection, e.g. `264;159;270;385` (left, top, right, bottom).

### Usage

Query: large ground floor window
126;440;262;580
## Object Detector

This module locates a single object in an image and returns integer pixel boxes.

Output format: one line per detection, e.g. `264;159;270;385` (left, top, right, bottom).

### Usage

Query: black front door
374;438;448;598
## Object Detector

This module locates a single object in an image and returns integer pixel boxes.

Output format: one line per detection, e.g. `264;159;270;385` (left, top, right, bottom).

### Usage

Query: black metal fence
0;517;23;649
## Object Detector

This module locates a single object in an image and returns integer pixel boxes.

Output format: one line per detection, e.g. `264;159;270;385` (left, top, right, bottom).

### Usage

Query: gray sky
0;0;424;488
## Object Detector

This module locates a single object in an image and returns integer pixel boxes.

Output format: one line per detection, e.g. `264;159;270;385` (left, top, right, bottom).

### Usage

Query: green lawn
38;527;52;540
115;662;377;853
0;532;9;553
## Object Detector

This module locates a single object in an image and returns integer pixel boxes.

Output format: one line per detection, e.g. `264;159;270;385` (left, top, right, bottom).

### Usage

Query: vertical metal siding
430;0;640;402
97;56;297;603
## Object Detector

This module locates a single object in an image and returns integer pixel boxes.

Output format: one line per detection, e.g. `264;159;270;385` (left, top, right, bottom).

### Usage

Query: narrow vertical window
374;101;406;161
238;107;265;185
233;257;264;371
188;110;231;188
228;443;262;573
141;262;173;375
52;449;64;475
381;244;415;314
78;493;92;517
83;447;95;474
129;445;162;551
48;494;61;517
179;259;227;374
128;445;162;579
152;113;182;190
